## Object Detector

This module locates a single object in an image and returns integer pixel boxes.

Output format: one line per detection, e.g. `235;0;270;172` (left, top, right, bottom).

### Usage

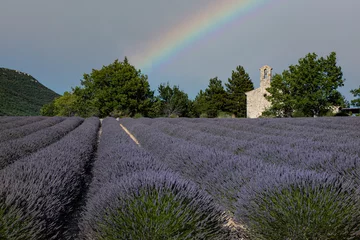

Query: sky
0;0;359;102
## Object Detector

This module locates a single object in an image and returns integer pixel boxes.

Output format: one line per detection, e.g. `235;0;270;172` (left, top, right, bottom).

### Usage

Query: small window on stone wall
264;69;268;79
264;93;268;98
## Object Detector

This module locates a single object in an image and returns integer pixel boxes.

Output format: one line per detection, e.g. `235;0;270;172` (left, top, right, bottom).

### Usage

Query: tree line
41;53;360;118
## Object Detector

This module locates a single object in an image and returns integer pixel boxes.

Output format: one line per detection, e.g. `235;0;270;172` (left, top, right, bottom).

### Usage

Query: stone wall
245;65;272;118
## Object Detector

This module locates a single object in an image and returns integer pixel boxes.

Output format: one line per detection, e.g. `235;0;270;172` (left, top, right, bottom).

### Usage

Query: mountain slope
0;68;60;116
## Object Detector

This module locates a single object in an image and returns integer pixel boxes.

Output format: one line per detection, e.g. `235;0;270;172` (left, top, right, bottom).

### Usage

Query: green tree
202;77;227;118
41;90;99;117
225;65;254;117
263;72;296;117
193;78;228;118
52;91;79;117
350;86;360;107
157;82;191;117
265;52;346;117
192;90;209;117
41;58;153;118
40;101;56;116
76;57;154;118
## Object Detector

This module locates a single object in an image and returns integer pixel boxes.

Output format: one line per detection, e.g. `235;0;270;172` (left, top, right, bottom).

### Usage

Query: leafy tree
225;65;254;117
350;86;360;107
71;87;99;117
40;91;98;117
41;57;152;118
40;101;56;116
76;57;153;118
146;97;163;118
265;52;346;117
192;90;209;117
192;77;227;118
263;72;296;117
157;82;191;117
193;77;228;118
205;77;228;117
52;91;79;117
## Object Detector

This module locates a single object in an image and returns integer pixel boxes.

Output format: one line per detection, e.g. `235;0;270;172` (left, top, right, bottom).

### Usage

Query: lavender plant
204;157;278;215
236;169;360;240
82;171;230;240
0;203;37;240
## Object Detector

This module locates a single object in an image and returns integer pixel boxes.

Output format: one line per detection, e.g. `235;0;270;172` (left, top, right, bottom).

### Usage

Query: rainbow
133;0;274;73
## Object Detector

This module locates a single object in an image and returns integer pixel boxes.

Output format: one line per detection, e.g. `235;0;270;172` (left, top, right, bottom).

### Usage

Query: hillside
0;68;59;116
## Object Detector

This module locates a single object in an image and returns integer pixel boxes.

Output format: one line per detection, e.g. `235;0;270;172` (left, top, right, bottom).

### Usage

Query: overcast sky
0;0;359;102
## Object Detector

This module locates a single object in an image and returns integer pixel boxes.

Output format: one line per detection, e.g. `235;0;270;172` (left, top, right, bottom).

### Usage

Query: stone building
245;65;272;118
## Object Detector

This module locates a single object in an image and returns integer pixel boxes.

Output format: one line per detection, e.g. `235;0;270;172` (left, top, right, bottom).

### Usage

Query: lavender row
167;117;360;145
136;117;359;154
86;117;166;191
268;116;360;130
235;167;360;239
119;118;276;215
0;117;100;239
170;118;360;184
0;116;46;131
175;117;359;138
0;116;65;143
143;119;360;178
80;117;231;239
0;116;26;124
0;117;84;170
121;118;360;238
120;118;359;199
165;118;360;171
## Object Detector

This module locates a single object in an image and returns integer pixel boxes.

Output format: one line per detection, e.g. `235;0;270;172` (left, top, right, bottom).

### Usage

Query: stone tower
260;65;272;89
245;65;272;118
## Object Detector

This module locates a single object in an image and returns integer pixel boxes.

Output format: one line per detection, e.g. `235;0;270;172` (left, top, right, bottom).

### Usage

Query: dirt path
119;124;140;146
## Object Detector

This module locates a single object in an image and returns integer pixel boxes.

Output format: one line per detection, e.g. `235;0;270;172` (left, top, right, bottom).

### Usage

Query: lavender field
0;116;359;239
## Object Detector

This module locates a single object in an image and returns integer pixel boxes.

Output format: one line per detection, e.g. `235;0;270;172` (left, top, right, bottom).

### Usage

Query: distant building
245;65;272;118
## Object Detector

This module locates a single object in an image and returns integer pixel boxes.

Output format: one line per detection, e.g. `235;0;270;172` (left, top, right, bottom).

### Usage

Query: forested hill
0;68;59;116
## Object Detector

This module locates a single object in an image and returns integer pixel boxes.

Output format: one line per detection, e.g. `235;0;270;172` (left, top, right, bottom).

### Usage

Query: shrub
133;113;143;119
200;113;208;118
0;203;37;240
217;111;232;118
169;113;179;118
83;171;230;240
236;169;360;240
204;157;277;215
